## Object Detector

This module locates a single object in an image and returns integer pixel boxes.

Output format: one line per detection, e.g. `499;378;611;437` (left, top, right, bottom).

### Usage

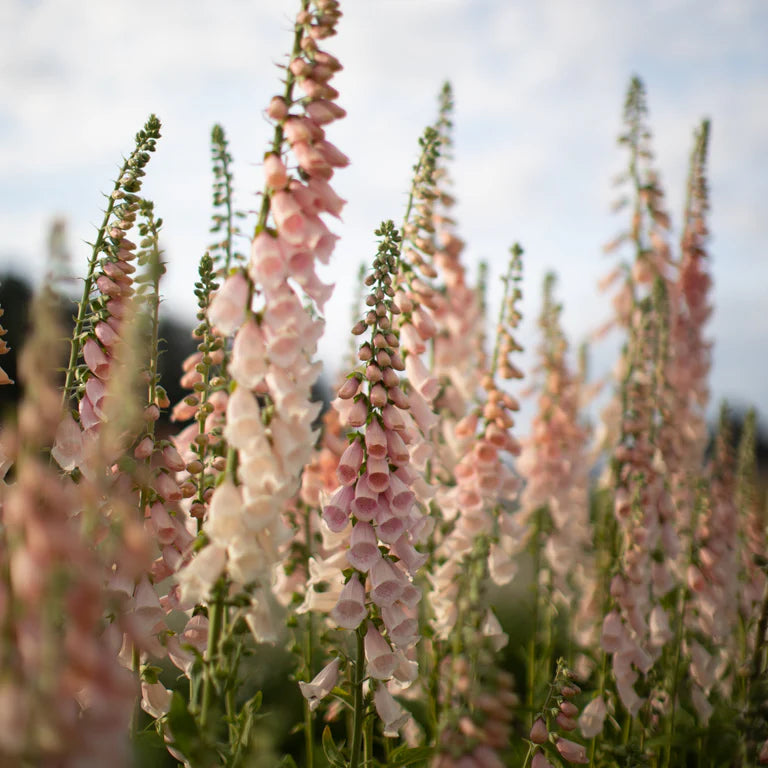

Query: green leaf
322;726;347;768
166;692;199;760
166;692;220;766
386;745;434;767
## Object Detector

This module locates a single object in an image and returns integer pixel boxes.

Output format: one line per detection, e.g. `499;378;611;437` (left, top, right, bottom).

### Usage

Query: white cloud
1;0;767;428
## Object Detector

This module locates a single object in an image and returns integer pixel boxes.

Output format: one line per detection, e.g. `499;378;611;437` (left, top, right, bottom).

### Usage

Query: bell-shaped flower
51;413;83;471
405;352;439;402
299;658;340;711
205;481;244;546
208;272;248;336
555;737;588;764
337;439;364;486
364;622;396;679
364;418;387;459
352;475;379;521
346;521;381;572
322;484;353;533
370;558;404;607
83;338;111;379
391;534;427;575
224;386;266;453
230;319;268;388
366;456;390;493
249;232;287;291
386;428;409;466
375;506;405;545
373;685;410;737
386;473;414;512
178;544;227;606
578;696;607;739
381;603;418;648
481;608;508;651
331;573;367;629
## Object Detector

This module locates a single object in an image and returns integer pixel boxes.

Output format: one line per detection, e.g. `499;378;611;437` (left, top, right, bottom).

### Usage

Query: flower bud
530;718;548;744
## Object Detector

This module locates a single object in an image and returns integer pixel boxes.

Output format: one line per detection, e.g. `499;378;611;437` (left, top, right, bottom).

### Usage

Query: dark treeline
0;272;197;435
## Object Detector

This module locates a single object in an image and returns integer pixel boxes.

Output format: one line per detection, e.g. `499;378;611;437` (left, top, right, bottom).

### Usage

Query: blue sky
1;0;767;427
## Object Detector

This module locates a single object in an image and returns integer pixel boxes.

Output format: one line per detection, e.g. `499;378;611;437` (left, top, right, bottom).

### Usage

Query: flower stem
201;581;226;730
304;612;314;768
349;628;365;768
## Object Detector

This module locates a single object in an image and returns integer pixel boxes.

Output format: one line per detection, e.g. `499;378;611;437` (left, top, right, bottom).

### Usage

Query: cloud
1;0;767;426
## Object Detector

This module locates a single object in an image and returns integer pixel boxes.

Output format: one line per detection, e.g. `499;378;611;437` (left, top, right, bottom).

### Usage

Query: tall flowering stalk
61;115;161;416
516;273;594;679
170;0;348;761
0;291;139;766
316;221;426;762
428;247;524;768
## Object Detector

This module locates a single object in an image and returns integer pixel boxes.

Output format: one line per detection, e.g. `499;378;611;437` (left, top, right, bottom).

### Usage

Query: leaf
387;745;434;767
166;692;199;761
166;692;221;766
322;726;347;768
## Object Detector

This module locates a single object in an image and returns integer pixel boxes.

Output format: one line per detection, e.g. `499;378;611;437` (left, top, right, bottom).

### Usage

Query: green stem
201;585;225;730
589;651;608;764
349;628;365;768
527;506;544;719
304;612;314;768
364;714;373;768
130;644;141;738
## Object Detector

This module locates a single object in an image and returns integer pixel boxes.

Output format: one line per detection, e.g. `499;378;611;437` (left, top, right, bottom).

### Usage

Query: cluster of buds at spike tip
171;253;229;524
427;86;487;414
250;0;346;310
393;127;443;377
528;662;589;766
55;116;161;469
209;124;244;271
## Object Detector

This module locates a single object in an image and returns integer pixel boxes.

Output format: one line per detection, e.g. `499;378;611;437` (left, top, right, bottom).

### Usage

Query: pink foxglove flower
331;573;367;629
208;272;248;335
578;695;607;738
346;521;381;572
364;622;396;680
370;558;404;606
322;484;354;532
177;544;227;606
555;737;589;764
299;658;340;711
373;685;410;737
230;319;268;388
51;413;83;471
532;753;555;768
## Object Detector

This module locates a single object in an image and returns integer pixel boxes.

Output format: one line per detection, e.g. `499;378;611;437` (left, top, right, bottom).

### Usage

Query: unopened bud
267;95;288;121
369;384;388;408
338;377;360;399
530;718;548;744
382;367;399;388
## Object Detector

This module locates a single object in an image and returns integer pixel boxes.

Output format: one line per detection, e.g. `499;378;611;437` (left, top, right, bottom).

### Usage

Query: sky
1;0;767;429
